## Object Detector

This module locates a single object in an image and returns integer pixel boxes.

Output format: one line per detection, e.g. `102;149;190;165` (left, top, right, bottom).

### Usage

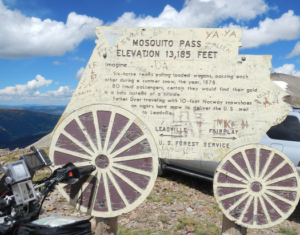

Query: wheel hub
95;154;109;169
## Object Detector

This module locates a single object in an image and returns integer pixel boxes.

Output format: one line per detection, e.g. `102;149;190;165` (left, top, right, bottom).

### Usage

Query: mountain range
0;106;63;149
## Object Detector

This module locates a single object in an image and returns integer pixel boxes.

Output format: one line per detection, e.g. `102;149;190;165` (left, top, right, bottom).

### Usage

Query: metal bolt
103;54;107;59
99;201;105;207
242;57;246;61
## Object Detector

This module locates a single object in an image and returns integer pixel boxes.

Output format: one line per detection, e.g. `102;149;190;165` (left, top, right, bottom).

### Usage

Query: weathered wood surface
54;27;290;162
222;214;247;235
48;27;293;228
95;217;118;235
50;105;158;218
214;144;300;229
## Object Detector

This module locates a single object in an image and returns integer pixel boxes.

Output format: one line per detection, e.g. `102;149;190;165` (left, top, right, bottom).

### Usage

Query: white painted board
55;27;290;161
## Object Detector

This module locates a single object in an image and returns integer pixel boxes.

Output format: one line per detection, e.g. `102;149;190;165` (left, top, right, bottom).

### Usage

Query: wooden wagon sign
49;27;299;229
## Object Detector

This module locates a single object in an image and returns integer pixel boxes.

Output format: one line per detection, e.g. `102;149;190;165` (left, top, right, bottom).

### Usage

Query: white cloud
0;75;74;102
0;75;52;96
55;82;59;85
227;10;300;49
0;1;103;59
112;0;267;27
40;86;74;97
75;67;85;80
272;64;300;77
71;56;86;61
286;41;300;58
53;61;61;65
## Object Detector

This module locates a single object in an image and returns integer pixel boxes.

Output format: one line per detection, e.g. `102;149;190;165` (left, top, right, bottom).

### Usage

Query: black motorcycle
0;146;95;235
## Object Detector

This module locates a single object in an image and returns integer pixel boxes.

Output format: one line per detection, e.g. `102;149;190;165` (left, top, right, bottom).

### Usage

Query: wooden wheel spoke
259;152;274;180
113;163;152;177
107;120;133;155
110;168;144;194
216;183;247;188
62;131;95;156
262;194;285;217
229;159;250;181
266;173;297;186
266;185;298;191
54;147;92;160
264;161;288;181
228;193;250;212
219;170;248;184
59;182;68;188
87;182;99;213
93;110;102;151
255;148;260;178
75;116;98;153
258;196;271;223
238;196;253;224
110;135;147;158
242;151;254;178
107;171;129;206
73;161;93;167
103;112;115;152
103;173;112;212
253;196;258;226
218;189;248;201
265;190;294;206
113;154;153;162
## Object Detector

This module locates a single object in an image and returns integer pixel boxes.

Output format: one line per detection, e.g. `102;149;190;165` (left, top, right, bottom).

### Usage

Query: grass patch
212;204;221;212
278;227;298;235
178;196;189;202
157;177;167;181
117;226;169;235
158;215;169;224
174;217;220;235
146;195;161;203
162;197;174;204
194;222;220;235
57;198;67;202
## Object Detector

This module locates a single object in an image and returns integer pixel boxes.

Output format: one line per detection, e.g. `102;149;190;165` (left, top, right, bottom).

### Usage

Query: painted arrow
213;136;237;140
160;134;183;138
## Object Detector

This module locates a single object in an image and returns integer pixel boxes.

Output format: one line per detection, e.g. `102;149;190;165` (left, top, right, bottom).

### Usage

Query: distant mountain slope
0;105;66;115
0;107;60;147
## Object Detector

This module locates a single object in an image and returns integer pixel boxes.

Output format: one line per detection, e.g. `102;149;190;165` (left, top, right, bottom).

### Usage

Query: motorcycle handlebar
79;165;96;178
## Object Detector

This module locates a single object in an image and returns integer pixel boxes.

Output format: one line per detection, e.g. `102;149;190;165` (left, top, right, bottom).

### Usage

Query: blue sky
0;0;300;105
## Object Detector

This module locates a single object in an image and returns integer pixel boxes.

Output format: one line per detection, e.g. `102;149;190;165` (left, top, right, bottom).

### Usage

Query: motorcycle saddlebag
17;216;92;235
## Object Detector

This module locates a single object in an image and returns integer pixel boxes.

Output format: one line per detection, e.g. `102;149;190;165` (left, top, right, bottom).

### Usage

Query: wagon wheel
50;104;158;217
214;144;300;229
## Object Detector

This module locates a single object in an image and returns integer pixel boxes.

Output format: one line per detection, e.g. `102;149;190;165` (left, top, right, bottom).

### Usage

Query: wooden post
221;214;247;235
95;217;118;235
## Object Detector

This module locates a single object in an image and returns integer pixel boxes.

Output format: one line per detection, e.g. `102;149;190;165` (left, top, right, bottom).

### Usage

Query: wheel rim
214;144;300;229
50;104;158;217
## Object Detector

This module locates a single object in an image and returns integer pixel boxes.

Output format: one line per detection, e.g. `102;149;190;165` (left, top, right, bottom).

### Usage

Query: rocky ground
39;173;300;235
1;147;300;234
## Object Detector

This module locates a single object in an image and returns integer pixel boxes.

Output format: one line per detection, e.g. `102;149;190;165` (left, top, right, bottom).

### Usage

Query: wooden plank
222;214;247;235
95;217;118;235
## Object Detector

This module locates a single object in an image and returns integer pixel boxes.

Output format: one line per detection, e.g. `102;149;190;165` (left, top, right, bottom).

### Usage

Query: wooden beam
221;214;247;235
95;217;118;235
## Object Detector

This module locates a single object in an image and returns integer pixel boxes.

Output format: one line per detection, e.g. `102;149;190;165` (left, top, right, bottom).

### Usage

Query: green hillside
0;107;59;148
